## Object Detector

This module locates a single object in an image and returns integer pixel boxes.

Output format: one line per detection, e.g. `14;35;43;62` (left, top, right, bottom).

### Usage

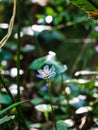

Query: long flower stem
47;79;57;130
17;0;21;102
17;0;21;129
0;75;28;130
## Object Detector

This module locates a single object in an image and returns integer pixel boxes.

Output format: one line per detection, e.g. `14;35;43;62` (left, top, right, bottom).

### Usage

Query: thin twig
0;0;16;48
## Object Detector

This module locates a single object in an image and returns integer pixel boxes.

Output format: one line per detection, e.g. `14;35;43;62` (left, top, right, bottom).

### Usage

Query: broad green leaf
0;94;12;104
53;120;68;130
29;51;67;74
70;0;98;11
53;119;74;130
0;100;29;115
29;56;46;70
70;0;98;19
0;115;15;125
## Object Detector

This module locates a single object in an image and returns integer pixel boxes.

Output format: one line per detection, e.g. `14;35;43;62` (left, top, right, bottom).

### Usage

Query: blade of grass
0;75;28;130
0;100;29;115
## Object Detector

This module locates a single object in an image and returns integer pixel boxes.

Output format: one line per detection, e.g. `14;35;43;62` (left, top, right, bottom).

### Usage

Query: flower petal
48;72;56;78
37;65;56;79
50;65;55;72
44;65;49;73
37;74;44;79
38;69;44;74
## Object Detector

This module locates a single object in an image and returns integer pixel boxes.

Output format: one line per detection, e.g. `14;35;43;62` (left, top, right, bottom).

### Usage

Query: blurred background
0;0;98;129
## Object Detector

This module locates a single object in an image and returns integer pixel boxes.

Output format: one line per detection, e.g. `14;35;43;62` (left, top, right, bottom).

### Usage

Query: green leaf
0;115;15;125
29;51;67;74
54;120;68;130
70;0;98;12
54;15;63;25
0;100;29;115
29;56;46;70
45;7;56;16
53;119;74;130
70;0;98;19
0;94;12;104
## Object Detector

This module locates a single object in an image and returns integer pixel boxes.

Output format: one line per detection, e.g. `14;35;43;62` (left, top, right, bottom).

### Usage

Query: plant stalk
16;0;21;129
17;0;21;101
47;79;57;130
